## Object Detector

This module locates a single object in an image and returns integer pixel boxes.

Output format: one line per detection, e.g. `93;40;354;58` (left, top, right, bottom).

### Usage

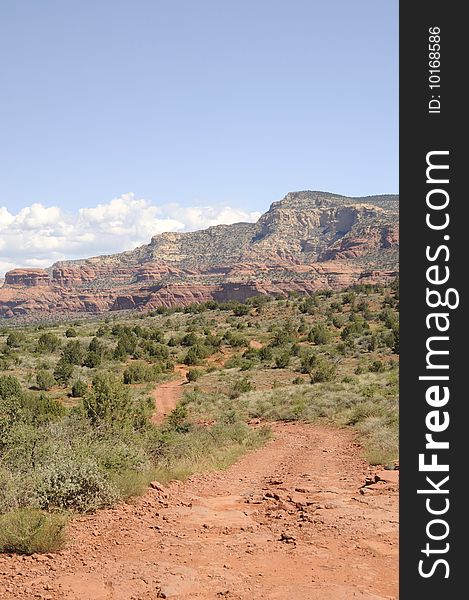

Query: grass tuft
0;509;67;555
110;470;157;501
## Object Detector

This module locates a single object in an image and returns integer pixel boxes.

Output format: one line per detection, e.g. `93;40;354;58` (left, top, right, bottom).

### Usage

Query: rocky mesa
0;191;398;318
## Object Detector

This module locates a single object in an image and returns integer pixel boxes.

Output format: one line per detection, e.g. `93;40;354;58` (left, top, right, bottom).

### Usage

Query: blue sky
0;0;398;274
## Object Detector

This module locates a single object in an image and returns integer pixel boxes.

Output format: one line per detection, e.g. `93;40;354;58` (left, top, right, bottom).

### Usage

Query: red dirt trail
151;366;188;425
0;422;398;599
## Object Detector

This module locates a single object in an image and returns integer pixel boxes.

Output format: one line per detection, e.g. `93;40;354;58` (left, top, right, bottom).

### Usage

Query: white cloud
0;193;261;277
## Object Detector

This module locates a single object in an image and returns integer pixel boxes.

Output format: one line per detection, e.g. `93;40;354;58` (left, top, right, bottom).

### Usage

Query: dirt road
0;423;398;600
151;366;188;425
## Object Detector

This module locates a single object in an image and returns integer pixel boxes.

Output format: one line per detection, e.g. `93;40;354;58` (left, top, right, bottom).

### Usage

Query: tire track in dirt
0;423;398;600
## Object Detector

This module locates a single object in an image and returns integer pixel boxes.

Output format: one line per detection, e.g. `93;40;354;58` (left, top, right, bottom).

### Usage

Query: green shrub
91;437;150;473
186;369;201;382
88;337;104;353
0;375;22;400
33;395;66;420
275;352;291;369
54;357;74;385
113;339;128;360
299;296;319;315
240;360;254;371
166;404;191;433
229;377;253;398
37;333;61;353
297;321;308;334
271;328;293;347
71;379;87;398
205;333;222;348
331;315;345;328
83;351;102;368
148;421;270;482
290;343;301;357
242;347;260;361
364;334;379;352
342;291;356;305
341;321;365;340
115;331;138;355
144;342;170;360
6;331;25;348
223;331;248;348
300;352;317;374
259;346;273;362
83;374;137;427
382;330;395;350
0;509;67;554
369;359;386;373
36;370;55;391
62;340;85;365
123;361;160;384
0;356;12;371
65;327;77;338
36;457;118;513
0;469;38;514
309;356;337;383
4;394;65;428
380;308;399;329
147;328;164;342
308;324;330;345
182;344;211;366
181;332;199;346
233;303;250;316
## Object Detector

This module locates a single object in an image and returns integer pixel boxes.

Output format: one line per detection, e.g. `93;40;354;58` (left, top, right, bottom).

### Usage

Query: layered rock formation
0;191;399;318
4;269;50;287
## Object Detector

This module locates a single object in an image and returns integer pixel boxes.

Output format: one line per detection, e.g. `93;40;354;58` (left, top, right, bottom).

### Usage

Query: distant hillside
0;191;398;318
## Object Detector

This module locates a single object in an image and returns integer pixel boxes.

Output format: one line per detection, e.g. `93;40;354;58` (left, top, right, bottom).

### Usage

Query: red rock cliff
0;191;399;318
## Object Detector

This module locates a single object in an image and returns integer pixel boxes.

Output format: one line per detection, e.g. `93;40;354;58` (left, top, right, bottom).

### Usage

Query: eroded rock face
0;191;399;318
4;269;50;287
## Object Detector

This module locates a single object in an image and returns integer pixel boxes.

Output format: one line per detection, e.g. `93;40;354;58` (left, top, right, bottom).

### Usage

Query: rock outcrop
4;269;50;287
0;191;399;318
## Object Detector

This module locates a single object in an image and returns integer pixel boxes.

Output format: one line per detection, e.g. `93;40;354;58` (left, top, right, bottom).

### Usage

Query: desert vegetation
0;280;398;554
